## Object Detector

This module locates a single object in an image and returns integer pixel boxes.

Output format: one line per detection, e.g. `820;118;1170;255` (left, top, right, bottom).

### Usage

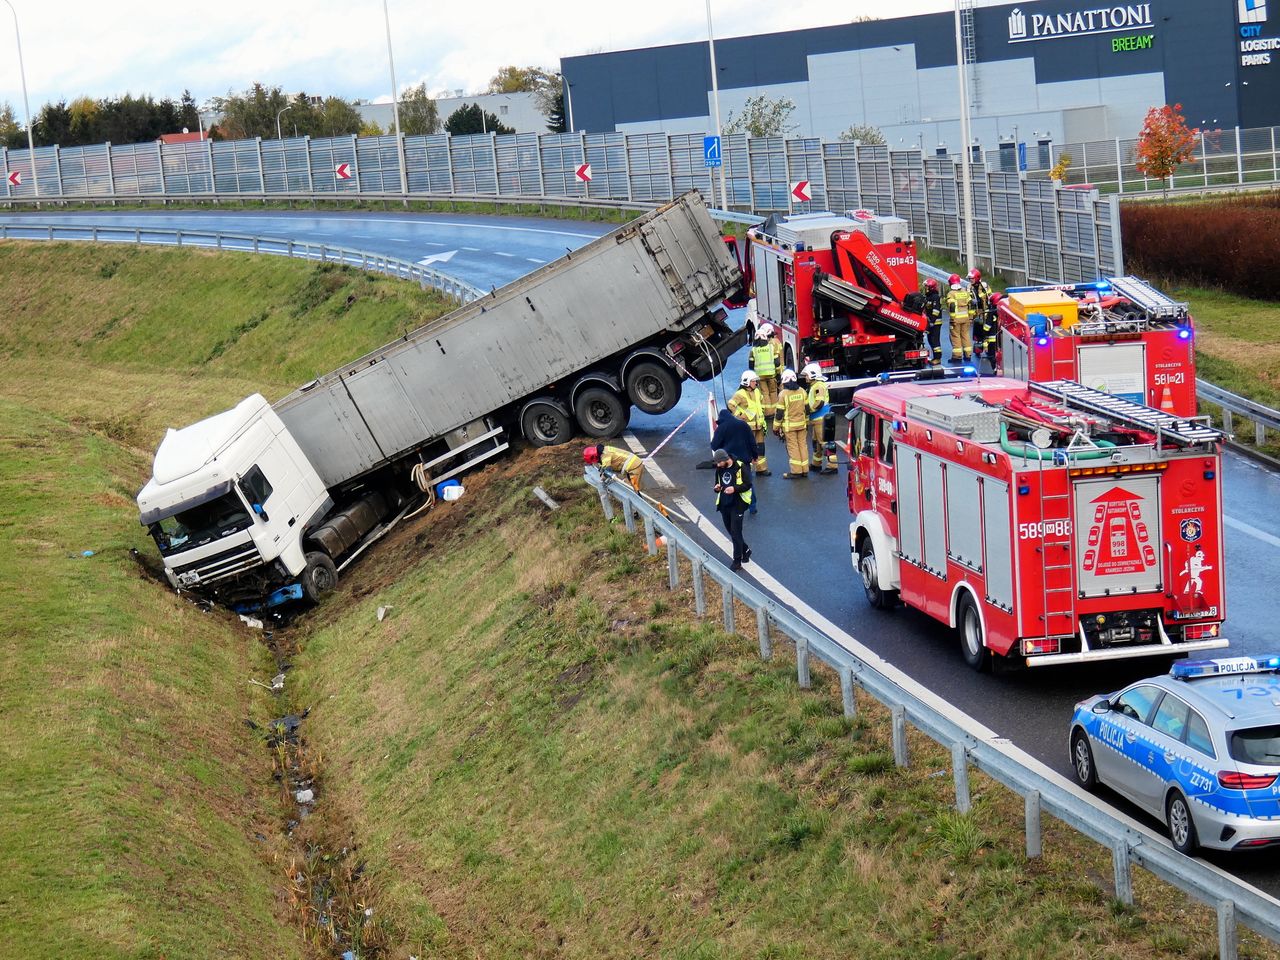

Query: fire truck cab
996;276;1197;417
846;374;1228;669
735;210;931;382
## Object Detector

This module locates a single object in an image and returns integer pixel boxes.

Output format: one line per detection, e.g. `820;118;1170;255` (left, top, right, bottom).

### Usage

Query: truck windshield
149;491;251;556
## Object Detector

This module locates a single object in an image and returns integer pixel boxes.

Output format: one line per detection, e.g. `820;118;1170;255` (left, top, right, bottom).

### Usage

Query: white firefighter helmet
740;370;760;387
756;322;775;339
801;362;826;382
780;367;798;386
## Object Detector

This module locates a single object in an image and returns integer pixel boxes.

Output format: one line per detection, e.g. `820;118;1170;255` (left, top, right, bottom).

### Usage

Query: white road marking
461;246;481;251
493;251;515;257
1225;514;1280;550
622;432;674;488
526;257;546;264
388;238;410;243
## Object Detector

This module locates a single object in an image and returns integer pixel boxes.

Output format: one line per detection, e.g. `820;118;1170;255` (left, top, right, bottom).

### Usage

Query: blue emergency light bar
1005;280;1113;295
1171;655;1280;680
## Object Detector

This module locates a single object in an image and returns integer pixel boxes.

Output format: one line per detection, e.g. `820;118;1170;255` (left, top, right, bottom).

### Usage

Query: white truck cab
137;395;331;602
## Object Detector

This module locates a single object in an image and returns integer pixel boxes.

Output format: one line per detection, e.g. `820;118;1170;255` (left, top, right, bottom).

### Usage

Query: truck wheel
625;362;679;415
301;551;337;603
958;595;991;672
521;400;572;447
857;539;897;610
574;387;627;438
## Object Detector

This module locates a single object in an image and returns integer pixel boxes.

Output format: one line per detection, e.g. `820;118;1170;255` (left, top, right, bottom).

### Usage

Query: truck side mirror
252;503;270;523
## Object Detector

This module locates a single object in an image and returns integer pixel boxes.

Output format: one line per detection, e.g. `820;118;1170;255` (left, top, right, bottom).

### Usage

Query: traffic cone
1159;386;1175;414
655;535;667;548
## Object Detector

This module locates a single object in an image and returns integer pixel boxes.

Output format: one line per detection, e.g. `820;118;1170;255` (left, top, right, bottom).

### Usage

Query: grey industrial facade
561;0;1277;150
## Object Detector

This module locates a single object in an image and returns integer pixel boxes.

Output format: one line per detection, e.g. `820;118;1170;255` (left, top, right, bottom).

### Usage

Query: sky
0;0;955;113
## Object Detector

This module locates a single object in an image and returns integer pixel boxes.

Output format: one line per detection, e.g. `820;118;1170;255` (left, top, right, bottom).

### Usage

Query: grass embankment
292;447;1277;959
0;242;455;958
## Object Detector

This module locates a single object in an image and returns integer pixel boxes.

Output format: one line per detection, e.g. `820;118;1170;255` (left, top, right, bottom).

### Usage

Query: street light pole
953;0;976;273
705;0;728;210
2;0;39;198
381;0;409;196
565;82;575;133
275;104;292;141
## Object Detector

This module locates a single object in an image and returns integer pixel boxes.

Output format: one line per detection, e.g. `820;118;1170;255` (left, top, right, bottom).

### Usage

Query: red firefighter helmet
925;277;939;290
969;268;982;283
583;445;601;465
989;292;1003;305
948;273;961;285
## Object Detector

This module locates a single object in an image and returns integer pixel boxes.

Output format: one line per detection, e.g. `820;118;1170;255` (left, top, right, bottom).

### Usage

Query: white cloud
0;0;949;111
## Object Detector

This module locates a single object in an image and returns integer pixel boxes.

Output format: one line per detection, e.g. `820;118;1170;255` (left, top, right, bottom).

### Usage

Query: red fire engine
846;373;1228;669
723;211;930;379
995;276;1197;417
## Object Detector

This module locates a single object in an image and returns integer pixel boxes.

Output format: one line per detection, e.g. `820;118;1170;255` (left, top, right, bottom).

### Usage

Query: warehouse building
561;0;1276;150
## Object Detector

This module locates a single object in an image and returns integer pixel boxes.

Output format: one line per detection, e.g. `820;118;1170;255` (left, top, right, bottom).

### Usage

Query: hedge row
1120;194;1280;300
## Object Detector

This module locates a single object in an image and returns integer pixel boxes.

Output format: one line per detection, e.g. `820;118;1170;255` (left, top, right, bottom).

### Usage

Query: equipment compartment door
1073;476;1161;598
1077;342;1146;405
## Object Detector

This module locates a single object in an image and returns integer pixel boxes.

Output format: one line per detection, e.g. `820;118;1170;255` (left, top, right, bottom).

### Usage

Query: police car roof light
1171;655;1280;680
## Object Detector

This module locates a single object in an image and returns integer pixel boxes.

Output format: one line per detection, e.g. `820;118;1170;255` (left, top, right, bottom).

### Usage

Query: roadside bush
1121;194;1280;300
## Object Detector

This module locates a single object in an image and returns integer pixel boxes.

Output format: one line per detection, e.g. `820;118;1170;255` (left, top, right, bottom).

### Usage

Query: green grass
0;242;456;958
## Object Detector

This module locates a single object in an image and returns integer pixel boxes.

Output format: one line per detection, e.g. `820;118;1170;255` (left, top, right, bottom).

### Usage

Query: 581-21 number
1154;372;1185;386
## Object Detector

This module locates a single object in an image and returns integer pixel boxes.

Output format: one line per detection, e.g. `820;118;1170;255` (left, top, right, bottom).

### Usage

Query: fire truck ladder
1106;276;1190;321
813;272;925;339
1035;458;1077;639
1031;380;1223;449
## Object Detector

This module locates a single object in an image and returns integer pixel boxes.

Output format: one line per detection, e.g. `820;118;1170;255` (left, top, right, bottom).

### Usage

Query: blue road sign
1017;142;1027;172
704;135;722;168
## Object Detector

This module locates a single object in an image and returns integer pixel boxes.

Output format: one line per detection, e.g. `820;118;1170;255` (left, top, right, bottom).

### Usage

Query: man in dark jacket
712;448;753;570
710;408;759;515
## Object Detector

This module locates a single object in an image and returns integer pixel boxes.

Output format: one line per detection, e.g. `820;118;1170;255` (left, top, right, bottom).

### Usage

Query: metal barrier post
622;499;636;534
1219;899;1239;960
667;539;679;588
756;608;772;660
721;583;735;633
796;637;811;689
1257;420;1266;446
1112;842;1133;905
952;743;971;814
1025;790;1042;858
597;487;614;522
1223;409;1234;435
892;705;909;767
643;515;657;555
840;666;856;719
691;559;706;616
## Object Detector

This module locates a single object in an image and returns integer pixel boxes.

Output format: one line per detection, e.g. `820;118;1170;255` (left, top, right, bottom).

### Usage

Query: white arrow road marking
416;249;458;266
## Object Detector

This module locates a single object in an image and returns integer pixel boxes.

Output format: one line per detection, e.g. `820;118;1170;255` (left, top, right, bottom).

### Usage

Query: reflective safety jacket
923;288;944;325
776;386;810;431
729;387;767;430
946;286;973;321
970;279;993;313
749;340;781;378
714;459;754;510
806;380;831;420
600;446;642;476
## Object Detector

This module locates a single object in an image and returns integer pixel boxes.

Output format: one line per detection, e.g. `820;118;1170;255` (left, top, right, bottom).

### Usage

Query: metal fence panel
162;140;213;194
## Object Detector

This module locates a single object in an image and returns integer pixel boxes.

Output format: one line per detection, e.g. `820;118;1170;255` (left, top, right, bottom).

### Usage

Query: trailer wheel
857;539;897;610
958;595;991;672
625;362;679;415
521;401;573;447
301;551;337;603
574;387;628;438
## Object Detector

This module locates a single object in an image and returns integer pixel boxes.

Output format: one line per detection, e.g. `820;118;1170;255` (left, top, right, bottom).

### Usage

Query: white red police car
1069;655;1280;853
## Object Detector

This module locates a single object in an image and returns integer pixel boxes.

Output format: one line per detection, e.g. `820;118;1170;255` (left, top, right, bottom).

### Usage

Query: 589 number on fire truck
1018;519;1072;540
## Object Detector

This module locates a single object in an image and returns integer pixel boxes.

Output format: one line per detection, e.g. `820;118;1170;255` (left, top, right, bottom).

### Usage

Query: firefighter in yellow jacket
729;370;770;476
801;363;838;474
583;443;643;492
748;322;784;425
945;274;974;364
773;368;811;478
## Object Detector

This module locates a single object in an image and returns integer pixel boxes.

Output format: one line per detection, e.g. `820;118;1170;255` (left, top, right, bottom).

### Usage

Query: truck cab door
847;408;875;511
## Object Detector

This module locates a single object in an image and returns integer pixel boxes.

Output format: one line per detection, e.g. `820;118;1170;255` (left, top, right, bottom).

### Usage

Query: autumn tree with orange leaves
1135;104;1198;196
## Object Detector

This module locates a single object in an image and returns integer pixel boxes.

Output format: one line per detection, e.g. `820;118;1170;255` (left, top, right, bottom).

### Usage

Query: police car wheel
857;539;896;610
1070;729;1098;791
958;596;991;672
1166;791;1198;855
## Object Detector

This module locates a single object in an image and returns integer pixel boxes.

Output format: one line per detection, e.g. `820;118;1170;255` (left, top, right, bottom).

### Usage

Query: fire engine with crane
721;210;931;383
992;276;1197;417
844;371;1228;670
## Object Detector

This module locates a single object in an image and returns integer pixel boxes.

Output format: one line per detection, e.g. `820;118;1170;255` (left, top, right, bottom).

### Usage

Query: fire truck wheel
1070;729;1098;791
625;362;679;415
958;596;991;672
857;539;898;610
301;551;338;603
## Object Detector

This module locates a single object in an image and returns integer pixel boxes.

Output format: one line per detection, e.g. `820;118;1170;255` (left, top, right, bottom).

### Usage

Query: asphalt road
5;207;1277;891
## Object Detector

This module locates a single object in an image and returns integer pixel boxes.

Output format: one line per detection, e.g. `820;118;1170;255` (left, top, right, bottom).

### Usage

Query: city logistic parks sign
1239;0;1279;67
1007;3;1154;43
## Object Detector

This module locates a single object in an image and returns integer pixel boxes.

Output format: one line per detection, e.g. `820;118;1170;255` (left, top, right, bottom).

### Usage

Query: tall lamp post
705;0;727;210
952;0;976;272
2;0;39;198
381;0;409;196
275;104;292;141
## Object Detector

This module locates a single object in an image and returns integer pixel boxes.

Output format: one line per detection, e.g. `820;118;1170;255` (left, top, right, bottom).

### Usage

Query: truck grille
172;542;264;587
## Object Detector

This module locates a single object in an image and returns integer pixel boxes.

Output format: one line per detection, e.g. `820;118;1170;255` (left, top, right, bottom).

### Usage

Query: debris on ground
376;605;391;622
239;614;264;629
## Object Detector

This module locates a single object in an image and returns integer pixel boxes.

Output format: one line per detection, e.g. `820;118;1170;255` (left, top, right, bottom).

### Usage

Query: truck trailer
137;193;745;609
845;373;1229;669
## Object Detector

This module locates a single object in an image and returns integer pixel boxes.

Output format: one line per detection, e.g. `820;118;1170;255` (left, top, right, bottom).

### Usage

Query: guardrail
0;222;484;303
584;468;1279;959
1197;379;1280;457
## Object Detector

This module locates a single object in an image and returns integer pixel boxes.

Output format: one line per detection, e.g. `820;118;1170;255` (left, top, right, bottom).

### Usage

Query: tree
838;123;885;144
312;97;363;137
724;95;797;138
1135;103;1198;196
1049;152;1072;182
33;100;72;146
399;83;440;136
486;65;555;94
543;89;566;134
360;119;385;137
0;101;21;148
444;103;513;136
212;83;291;140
